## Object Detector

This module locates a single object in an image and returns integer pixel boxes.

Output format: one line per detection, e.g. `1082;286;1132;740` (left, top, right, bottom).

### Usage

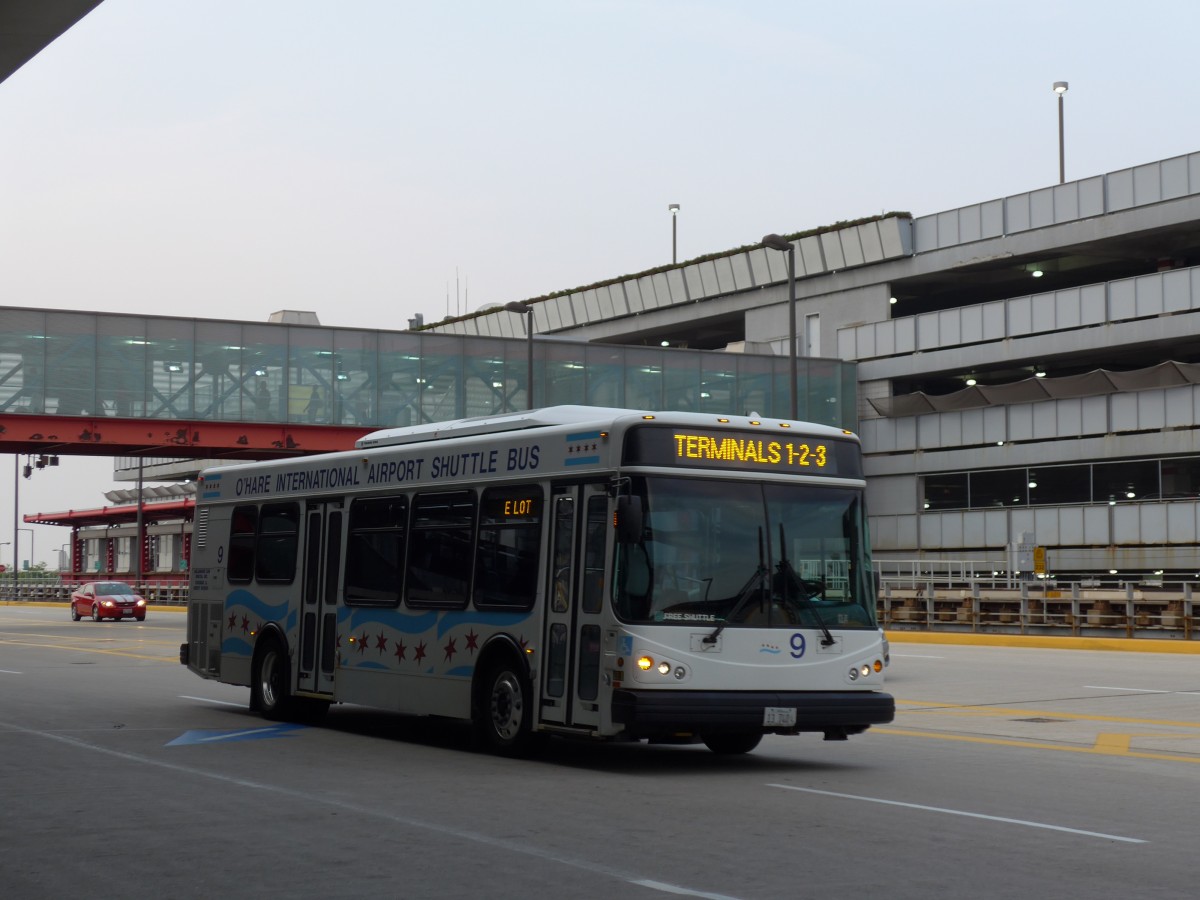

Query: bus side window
256;502;300;583
582;495;607;614
407;491;475;609
619;543;652;620
345;497;407;607
473;486;543;610
228;505;257;583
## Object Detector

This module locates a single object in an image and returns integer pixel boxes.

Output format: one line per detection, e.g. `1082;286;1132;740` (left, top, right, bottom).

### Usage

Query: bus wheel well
470;639;540;756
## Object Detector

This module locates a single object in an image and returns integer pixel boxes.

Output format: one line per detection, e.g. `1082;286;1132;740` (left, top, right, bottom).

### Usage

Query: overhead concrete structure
0;0;103;85
440;150;1200;582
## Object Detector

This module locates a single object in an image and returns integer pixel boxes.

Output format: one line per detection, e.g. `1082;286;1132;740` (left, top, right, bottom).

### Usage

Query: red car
70;582;148;622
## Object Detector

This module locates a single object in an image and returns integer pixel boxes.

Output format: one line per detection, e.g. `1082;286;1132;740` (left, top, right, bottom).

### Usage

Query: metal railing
877;560;1197;639
0;578;188;606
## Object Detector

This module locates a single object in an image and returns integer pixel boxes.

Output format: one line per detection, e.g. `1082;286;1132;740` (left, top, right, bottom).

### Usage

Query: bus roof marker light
779;422;791;428
642;415;655;420
717;417;729;423
749;420;761;426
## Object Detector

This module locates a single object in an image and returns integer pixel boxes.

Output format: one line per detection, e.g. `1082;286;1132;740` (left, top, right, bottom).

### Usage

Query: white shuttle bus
181;406;894;755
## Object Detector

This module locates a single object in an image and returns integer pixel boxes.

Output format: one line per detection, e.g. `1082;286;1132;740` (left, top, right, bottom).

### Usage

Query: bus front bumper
611;689;895;739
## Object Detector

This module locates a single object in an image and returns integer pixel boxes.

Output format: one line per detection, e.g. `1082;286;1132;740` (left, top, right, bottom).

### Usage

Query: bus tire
251;637;293;721
702;732;763;755
473;657;537;756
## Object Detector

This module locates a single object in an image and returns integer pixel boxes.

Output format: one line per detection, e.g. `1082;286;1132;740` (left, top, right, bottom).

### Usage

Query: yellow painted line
0;637;175;663
1094;733;1131;753
886;630;1200;654
876;726;1200;764
896;699;1200;729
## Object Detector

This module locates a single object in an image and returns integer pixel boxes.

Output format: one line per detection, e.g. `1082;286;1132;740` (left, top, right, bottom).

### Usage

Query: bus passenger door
539;484;608;730
298;500;343;696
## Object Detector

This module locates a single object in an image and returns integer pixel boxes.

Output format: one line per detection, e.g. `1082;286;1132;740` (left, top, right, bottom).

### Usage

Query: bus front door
297;501;343;697
540;484;608;730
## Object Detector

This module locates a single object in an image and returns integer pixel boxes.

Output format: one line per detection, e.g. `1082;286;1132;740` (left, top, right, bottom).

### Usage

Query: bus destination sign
622;425;861;477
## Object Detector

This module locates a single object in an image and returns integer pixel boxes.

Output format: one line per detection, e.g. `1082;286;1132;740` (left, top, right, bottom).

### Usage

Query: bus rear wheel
702;732;763;755
474;659;538;756
252;638;293;721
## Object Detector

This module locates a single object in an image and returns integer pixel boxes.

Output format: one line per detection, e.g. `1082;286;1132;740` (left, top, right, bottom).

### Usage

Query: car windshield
614;475;876;630
95;582;134;596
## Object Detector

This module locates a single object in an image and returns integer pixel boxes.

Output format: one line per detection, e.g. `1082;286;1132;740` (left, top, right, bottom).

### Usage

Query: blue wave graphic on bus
225;589;292;624
445;665;474;677
436;610;532;638
339;607;439;634
338;607;531;639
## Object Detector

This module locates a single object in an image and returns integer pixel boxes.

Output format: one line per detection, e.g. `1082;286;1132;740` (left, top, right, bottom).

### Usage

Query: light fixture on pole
669;204;680;264
503;301;535;410
1053;81;1069;184
761;233;798;419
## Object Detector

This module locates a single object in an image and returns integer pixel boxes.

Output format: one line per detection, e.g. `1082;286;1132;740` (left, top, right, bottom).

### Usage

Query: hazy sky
3;0;1199;563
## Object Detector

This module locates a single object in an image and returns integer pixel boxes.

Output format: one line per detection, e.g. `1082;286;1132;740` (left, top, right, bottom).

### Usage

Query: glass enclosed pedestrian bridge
0;307;857;455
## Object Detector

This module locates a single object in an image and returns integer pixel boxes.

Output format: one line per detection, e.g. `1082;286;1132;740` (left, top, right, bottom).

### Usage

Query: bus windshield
614;475;876;630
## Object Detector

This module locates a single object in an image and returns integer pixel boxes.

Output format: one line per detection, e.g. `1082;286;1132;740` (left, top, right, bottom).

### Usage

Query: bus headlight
633;655;688;683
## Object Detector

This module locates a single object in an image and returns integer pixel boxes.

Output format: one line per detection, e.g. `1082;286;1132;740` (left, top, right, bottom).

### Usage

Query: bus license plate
763;707;797;727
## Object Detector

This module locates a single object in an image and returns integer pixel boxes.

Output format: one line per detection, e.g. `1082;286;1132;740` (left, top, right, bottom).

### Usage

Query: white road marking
0;668;21;674
3;718;747;899
633;880;742;899
179;694;245;708
768;784;1146;844
1084;686;1200;696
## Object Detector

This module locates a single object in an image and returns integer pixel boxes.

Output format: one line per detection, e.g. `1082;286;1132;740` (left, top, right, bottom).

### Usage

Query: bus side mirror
614;496;643;544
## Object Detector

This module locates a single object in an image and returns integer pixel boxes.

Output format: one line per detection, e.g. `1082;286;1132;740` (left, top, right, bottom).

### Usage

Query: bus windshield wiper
776;524;837;647
703;529;766;645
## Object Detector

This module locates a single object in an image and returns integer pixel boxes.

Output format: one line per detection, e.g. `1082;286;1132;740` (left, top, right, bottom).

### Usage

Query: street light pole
669;204;680;264
11;456;18;599
762;233;798;419
1054;81;1069;184
503;301;535;410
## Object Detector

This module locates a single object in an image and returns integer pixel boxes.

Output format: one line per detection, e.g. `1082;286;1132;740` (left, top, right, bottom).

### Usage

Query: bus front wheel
702;732;763;755
474;658;537;756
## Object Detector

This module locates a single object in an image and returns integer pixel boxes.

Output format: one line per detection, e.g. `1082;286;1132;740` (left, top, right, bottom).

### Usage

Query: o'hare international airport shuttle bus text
180;406;894;755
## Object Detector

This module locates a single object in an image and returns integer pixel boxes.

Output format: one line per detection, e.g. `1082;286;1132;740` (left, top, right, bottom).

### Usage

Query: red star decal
518;634;529;651
394;639;407;662
357;631;370;655
241;615;251;634
336;633;342;648
375;633;388;655
414;640;427;664
227;613;237;632
443;636;457;662
465;629;479;653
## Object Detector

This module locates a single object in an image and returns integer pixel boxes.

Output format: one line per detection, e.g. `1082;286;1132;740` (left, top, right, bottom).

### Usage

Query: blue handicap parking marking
167;723;307;746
